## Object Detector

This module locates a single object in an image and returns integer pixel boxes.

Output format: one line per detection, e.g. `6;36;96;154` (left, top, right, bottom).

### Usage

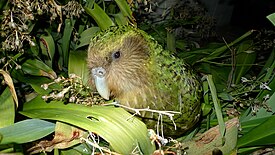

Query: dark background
201;0;275;29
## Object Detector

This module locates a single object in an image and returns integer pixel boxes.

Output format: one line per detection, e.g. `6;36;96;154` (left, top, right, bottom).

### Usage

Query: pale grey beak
91;67;110;100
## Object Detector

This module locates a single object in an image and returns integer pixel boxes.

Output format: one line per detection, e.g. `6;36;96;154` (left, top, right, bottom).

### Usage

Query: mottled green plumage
87;26;201;137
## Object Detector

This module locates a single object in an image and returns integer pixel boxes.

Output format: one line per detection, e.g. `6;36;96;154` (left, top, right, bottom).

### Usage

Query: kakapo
87;26;202;137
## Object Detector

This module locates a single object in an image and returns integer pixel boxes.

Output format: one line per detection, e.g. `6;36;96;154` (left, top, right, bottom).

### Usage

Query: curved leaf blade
40;32;55;67
238;115;275;148
84;3;115;30
267;13;275;26
238;92;275;147
0;69;18;108
20;96;155;154
234;40;256;84
206;75;225;137
21;59;57;79
75;27;100;49
68;50;89;85
114;0;135;23
0;119;55;144
61;19;76;67
0;87;15;128
113;12;129;26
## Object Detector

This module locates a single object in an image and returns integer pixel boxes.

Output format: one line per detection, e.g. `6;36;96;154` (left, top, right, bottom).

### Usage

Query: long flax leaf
206;75;226;138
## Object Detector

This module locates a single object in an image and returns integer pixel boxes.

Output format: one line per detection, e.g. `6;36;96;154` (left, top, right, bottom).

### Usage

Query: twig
157;114;163;137
106;102;181;118
222;37;236;89
105;102;180;134
131;144;143;155
80;136;121;155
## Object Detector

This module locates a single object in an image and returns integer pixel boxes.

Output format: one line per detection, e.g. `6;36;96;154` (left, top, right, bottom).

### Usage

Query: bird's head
87;27;155;103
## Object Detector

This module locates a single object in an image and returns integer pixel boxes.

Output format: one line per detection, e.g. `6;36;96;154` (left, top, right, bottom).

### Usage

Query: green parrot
87;26;201;137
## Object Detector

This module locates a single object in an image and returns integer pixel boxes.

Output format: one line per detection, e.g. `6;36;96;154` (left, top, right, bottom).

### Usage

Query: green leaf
27;122;87;154
258;47;275;78
27;77;60;95
28;77;55;95
114;0;134;22
61;148;83;155
201;103;212;117
218;92;234;101
200;64;231;92
234;40;256;84
238;115;275;148
20;96;155;154
30;38;39;56
257;75;275;102
84;3;115;30
0;88;15;128
198;30;254;63
256;48;275;101
40;32;55;67
0;0;8;10
202;81;212;116
11;70;61;95
57;44;64;69
0;119;55;144
68;51;89;85
241;91;275;122
267;13;275;26
61;19;76;67
60;143;92;155
206;75;225;137
203;80;209;104
21;59;57;79
180;43;223;64
239;92;275;147
240;117;270;134
113;12;129;26
0;69;18;108
75;27;100;49
167;29;176;52
54;122;86;149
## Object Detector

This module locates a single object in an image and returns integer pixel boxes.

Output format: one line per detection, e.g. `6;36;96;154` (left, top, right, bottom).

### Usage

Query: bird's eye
112;50;121;59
